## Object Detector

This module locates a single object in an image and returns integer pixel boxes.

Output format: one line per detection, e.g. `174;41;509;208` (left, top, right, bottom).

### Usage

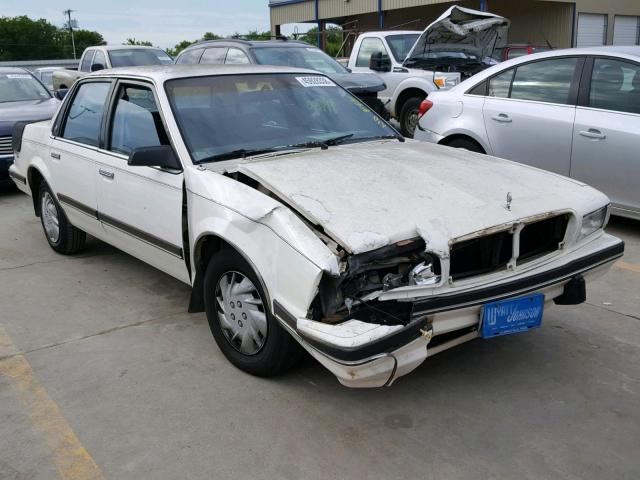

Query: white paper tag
295;76;336;88
6;74;32;79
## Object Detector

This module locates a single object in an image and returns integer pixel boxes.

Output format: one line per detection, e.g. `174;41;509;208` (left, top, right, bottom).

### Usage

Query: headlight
578;205;609;241
433;74;459;89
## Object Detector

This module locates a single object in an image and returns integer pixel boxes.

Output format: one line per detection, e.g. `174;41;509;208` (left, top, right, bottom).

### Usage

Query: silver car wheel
215;271;268;356
41;191;60;244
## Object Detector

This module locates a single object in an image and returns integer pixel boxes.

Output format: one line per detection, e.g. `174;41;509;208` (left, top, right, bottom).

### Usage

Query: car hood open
234;140;602;255
404;5;510;65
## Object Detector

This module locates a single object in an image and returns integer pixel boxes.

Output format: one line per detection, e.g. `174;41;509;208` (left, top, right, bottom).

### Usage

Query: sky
5;0;313;50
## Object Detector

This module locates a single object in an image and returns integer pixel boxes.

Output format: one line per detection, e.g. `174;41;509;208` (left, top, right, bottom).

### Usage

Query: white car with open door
10;65;624;387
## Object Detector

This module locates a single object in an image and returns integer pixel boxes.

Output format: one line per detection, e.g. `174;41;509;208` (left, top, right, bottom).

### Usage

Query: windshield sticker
295;76;336;88
5;74;32;79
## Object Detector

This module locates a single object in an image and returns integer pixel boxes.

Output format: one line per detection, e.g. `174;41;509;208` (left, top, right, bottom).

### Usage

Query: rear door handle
491;113;512;123
579;129;606;140
98;169;114;179
50;152;60;159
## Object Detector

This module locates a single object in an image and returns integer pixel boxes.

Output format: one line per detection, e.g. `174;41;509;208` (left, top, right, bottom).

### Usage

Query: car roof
86;64;320;82
0;67;30;74
89;45;166;51
361;30;422;36
185;39;313;50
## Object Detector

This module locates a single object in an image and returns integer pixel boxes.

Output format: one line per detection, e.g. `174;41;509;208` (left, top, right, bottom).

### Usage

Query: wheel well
395;88;427;118
188;235;235;313
439;134;486;154
27;167;44;216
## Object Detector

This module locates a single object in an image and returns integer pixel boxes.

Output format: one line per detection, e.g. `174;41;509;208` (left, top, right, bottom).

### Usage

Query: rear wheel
39;182;86;254
443;137;485;153
203;249;300;377
399;96;424;138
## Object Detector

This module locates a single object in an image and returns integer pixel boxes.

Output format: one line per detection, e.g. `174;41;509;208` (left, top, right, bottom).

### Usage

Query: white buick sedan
10;65;624;387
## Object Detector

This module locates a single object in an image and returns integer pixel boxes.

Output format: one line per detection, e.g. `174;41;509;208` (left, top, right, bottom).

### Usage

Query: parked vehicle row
415;45;640;220
8;63;624;387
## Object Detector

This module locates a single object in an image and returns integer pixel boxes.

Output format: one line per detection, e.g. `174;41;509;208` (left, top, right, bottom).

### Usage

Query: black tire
399;96;424;138
38;182;86;254
203;249;300;377
443;137;485;153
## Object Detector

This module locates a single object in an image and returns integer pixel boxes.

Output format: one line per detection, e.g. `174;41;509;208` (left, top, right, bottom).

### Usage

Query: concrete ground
1;187;639;480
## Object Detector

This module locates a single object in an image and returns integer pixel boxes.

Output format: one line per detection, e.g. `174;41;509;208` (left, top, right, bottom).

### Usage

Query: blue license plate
481;294;544;339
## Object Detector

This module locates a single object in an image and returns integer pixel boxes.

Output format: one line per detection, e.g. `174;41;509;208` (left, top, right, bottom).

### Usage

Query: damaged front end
310;238;441;327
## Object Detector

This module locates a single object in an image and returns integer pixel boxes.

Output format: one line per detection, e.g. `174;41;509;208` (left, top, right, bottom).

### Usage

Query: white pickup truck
347;6;509;137
53;45;173;93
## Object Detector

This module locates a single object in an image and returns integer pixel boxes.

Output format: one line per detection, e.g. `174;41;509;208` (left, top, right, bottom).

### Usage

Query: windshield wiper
289;133;354;150
352;134;405;144
196;147;292;163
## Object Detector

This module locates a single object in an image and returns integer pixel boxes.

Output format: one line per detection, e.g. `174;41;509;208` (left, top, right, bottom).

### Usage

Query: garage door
613;15;640;45
576;13;607;47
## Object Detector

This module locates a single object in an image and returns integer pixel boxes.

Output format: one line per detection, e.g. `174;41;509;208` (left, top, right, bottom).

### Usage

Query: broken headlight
578;205;609;242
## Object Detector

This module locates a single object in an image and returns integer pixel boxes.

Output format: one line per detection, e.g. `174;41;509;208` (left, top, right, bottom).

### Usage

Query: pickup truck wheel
399;96;423;138
39;183;86;254
204;249;300;377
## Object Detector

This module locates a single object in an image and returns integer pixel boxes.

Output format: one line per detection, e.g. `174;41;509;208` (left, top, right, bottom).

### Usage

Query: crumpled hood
405;5;510;63
0;98;59;136
236;141;606;255
327;72;386;94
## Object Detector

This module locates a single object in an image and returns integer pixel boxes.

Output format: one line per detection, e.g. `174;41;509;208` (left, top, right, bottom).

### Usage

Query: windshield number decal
6;74;32;79
295;76;336;88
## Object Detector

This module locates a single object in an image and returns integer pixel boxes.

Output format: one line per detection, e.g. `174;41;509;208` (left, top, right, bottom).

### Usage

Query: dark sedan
0;67;59;187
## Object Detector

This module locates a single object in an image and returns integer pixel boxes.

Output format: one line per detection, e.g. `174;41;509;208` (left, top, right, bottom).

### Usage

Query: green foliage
299;26;344;56
0;16;104;60
166;40;196;57
202;32;222;41
125;38;153;46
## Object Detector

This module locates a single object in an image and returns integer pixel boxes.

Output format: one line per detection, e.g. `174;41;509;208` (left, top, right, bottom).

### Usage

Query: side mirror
91;63;105;72
128;145;181;170
55;88;69;100
369;52;391;72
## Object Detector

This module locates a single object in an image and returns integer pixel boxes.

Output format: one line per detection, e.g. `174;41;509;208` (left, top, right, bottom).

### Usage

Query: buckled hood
405;5;510;63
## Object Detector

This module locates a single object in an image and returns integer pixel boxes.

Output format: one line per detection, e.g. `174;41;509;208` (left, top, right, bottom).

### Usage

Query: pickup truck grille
449;214;570;281
0;135;12;155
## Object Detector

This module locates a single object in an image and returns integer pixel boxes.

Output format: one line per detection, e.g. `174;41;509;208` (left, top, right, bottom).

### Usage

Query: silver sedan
414;46;640;220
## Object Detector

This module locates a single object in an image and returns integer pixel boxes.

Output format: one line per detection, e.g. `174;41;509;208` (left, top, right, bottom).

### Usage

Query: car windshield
108;49;173;67
385;34;420;62
165;73;397;163
251;47;347;74
0;72;51;103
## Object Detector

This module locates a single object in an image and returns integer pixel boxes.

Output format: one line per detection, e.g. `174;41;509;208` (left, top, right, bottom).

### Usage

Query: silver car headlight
578;205;609;241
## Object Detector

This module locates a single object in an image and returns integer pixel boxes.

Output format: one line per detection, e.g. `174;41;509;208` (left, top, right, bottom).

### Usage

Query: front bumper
275;234;624;388
413;127;444;144
0;155;14;186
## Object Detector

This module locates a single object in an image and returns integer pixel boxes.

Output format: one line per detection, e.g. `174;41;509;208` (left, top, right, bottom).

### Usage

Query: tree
202;32;221;41
299;26;343;56
125;38;153;46
0;16;105;60
166;39;196;57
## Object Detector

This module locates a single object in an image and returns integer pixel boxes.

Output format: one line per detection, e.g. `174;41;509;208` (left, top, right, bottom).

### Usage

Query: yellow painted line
0;326;104;480
615;261;640;274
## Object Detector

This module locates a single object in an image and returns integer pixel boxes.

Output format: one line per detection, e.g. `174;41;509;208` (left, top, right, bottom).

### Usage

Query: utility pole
63;9;77;59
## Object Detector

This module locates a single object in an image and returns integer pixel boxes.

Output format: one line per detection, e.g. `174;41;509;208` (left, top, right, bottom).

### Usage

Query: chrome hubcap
41;192;60;243
215;271;267;355
406;109;419;135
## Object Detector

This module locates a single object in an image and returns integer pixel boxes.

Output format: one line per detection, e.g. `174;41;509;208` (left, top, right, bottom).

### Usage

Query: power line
62;9;77;59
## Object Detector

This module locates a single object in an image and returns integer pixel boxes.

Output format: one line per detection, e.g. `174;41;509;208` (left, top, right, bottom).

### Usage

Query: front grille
449;214;569;281
0;135;12;155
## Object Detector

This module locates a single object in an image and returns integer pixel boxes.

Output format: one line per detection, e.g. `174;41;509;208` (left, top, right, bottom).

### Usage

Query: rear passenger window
200;47;227;64
467;80;487;96
589;58;640;114
225;48;250;65
109;85;169;155
488;69;514;98
510;58;578;104
62;82;110;146
176;48;204;64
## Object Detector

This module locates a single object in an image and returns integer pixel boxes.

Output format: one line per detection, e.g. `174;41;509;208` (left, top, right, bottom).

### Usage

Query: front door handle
50;152;60;159
491;113;512;123
98;169;115;179
579;128;606;140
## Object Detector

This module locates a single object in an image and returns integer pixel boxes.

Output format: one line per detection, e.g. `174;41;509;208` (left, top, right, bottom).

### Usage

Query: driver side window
356;38;387;68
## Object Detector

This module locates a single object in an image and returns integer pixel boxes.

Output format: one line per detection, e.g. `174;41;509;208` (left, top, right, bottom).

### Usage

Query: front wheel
39;182;86;254
399;96;424;138
203;249;300;377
